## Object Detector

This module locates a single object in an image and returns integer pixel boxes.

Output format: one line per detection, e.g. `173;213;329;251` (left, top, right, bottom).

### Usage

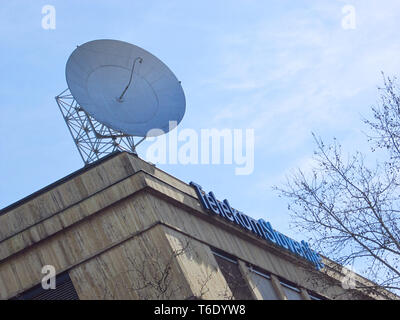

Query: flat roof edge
0;151;127;216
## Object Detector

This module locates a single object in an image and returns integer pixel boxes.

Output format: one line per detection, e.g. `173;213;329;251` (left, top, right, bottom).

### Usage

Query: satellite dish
65;39;186;137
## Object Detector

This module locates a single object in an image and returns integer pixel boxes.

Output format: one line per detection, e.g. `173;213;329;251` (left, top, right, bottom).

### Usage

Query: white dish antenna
56;39;186;165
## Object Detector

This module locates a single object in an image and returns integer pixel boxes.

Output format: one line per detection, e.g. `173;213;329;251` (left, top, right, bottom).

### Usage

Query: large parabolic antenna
56;39;186;165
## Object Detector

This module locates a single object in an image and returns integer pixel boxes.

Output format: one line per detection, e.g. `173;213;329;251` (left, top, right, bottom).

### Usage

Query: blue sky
1;0;400;243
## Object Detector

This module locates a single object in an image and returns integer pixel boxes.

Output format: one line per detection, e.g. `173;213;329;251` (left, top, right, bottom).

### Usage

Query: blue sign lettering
190;182;324;270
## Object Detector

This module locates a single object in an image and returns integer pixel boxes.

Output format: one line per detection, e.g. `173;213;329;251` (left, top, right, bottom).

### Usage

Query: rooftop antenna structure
56;39;186;165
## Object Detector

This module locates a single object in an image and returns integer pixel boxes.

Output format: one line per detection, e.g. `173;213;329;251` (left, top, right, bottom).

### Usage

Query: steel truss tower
55;89;144;165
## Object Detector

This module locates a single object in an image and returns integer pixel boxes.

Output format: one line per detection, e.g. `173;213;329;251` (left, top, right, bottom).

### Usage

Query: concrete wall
0;152;391;300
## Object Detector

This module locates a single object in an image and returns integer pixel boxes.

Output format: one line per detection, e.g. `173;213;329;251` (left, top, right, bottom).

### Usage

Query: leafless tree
94;240;217;300
275;75;400;296
124;241;190;300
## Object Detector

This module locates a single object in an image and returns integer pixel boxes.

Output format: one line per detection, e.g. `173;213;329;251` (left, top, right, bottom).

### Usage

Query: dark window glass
11;272;79;300
280;281;303;300
248;268;279;300
212;249;253;300
308;291;328;300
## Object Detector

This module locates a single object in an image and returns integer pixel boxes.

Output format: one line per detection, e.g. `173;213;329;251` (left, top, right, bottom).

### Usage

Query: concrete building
0;152;395;300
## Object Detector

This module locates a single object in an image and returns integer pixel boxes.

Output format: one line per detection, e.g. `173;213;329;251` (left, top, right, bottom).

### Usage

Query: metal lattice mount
55;89;145;165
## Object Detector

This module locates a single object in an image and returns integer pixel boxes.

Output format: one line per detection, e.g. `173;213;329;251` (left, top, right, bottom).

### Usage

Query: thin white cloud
208;0;400;158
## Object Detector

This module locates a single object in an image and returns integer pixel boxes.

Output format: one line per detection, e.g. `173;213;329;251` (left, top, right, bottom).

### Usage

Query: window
308;291;327;300
280;281;303;300
212;248;253;300
248;267;279;300
11;272;79;300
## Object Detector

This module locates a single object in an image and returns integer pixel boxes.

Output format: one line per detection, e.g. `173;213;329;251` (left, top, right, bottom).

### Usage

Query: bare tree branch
275;75;400;297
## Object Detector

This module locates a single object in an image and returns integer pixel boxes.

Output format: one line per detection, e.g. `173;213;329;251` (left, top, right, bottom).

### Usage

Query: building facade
0;152;395;300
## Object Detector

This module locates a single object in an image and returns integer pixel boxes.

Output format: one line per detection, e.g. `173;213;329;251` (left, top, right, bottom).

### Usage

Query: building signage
190;182;324;271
